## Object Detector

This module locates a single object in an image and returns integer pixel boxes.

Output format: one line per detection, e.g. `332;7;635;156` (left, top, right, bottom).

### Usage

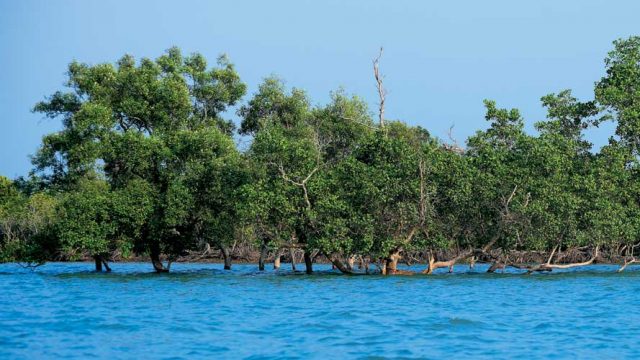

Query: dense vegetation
2;37;640;274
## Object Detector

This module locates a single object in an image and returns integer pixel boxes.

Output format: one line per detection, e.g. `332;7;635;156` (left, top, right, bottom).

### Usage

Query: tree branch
373;47;386;128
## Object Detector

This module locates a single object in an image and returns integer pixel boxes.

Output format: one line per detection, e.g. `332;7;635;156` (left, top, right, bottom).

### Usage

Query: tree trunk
388;254;399;273
258;242;268;271
347;255;355;271
274;249;281;270
381;248;415;275
289;249;296;272
150;244;169;273
304;250;313;274
290;248;297;271
329;253;353;274
360;256;370;274
94;255;112;272
487;262;503;273
94;255;103;272
220;246;232;270
384;250;401;274
102;257;112;272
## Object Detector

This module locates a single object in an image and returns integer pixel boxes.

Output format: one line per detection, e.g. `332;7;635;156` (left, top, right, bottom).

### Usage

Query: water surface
1;262;639;359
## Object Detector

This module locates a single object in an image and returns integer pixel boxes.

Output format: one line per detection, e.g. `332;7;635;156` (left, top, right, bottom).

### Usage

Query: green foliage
3;37;639;271
238;77;310;135
27;47;248;267
0;177;57;263
596;36;640;156
55;177;115;259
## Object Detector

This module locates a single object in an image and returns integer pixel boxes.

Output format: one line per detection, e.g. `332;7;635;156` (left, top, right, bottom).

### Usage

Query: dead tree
373;47;386;128
442;125;464;154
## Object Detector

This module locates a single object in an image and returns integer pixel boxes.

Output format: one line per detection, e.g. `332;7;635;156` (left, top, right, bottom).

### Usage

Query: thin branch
504;185;518;211
275;162;318;210
447;125;458;146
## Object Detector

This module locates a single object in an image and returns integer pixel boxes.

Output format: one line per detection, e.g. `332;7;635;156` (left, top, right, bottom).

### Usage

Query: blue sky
1;0;638;178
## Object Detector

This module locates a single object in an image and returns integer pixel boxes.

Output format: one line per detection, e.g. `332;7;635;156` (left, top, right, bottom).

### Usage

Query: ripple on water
0;262;640;359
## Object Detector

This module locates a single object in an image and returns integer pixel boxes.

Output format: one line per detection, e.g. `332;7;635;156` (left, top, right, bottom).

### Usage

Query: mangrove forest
2;37;640;275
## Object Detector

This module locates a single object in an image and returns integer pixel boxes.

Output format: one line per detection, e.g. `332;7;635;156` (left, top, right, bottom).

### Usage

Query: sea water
1;262;639;359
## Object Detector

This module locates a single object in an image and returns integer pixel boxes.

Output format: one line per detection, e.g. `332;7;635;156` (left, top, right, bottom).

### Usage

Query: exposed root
484;246;599;274
525;246;599;273
618;258;637;272
617;242;639;272
423;249;472;274
424;232;500;275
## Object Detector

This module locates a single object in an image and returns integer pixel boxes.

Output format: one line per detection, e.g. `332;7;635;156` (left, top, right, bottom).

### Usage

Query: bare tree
373;47;386;128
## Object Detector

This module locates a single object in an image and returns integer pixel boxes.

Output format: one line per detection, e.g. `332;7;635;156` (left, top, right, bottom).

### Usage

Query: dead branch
617;242;639;272
618;257;637;272
423;248;474;274
487;246;600;274
521;246;599;274
447;125;457;145
373;47;386;128
541;246;598;269
441;125;466;153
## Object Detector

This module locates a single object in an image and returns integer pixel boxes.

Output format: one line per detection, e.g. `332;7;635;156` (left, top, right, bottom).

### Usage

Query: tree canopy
2;37;640;274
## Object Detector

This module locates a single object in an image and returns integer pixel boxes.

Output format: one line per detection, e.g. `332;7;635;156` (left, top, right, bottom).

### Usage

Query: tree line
1;37;640;274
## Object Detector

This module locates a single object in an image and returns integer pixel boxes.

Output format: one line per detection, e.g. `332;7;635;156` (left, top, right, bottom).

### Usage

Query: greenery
2;37;640;274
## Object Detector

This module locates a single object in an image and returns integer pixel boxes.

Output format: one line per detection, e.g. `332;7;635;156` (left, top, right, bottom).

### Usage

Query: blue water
1;263;639;359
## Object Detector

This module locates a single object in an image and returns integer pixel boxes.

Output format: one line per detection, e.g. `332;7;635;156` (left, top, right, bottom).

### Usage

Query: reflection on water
1;262;639;359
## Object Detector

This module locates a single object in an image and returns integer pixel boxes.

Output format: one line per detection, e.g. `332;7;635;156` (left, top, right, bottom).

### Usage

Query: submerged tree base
67;244;640;275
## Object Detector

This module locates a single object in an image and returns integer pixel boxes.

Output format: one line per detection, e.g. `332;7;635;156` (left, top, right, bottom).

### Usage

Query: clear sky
1;0;639;178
